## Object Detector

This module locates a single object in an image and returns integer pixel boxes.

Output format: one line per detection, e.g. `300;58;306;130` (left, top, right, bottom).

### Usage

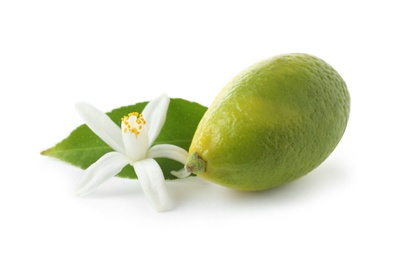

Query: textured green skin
187;53;350;191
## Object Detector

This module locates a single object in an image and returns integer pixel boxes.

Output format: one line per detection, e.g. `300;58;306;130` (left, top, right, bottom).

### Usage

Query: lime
185;53;350;191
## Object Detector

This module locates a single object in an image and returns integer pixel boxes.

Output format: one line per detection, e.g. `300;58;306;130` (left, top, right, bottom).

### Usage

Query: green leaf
41;98;207;180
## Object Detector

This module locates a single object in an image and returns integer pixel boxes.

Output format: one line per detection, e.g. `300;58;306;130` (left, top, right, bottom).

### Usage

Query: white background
1;1;400;259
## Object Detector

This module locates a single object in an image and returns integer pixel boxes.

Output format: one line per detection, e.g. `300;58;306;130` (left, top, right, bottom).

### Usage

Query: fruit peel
185;53;350;191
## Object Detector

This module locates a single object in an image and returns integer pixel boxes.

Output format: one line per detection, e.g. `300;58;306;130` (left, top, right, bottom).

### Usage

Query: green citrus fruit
185;53;350;191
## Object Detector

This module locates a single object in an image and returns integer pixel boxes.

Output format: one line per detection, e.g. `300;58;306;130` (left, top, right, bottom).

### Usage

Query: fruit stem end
185;153;206;175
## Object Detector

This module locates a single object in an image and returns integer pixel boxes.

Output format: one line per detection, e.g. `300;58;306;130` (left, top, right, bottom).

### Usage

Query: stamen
122;112;147;137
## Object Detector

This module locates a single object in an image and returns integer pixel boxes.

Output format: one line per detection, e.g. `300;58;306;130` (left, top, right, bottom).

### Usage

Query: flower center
121;112;147;137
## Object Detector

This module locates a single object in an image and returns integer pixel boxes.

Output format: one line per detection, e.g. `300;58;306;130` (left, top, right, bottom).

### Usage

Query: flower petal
141;95;170;147
171;168;191;178
147;144;188;165
75;102;125;154
148;144;190;178
76;152;130;196
133;159;171;212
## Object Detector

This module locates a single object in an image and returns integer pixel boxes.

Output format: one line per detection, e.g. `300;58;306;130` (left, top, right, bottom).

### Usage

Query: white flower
74;95;190;211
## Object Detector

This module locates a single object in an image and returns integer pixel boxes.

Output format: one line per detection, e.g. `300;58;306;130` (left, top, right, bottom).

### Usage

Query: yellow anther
121;111;146;137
